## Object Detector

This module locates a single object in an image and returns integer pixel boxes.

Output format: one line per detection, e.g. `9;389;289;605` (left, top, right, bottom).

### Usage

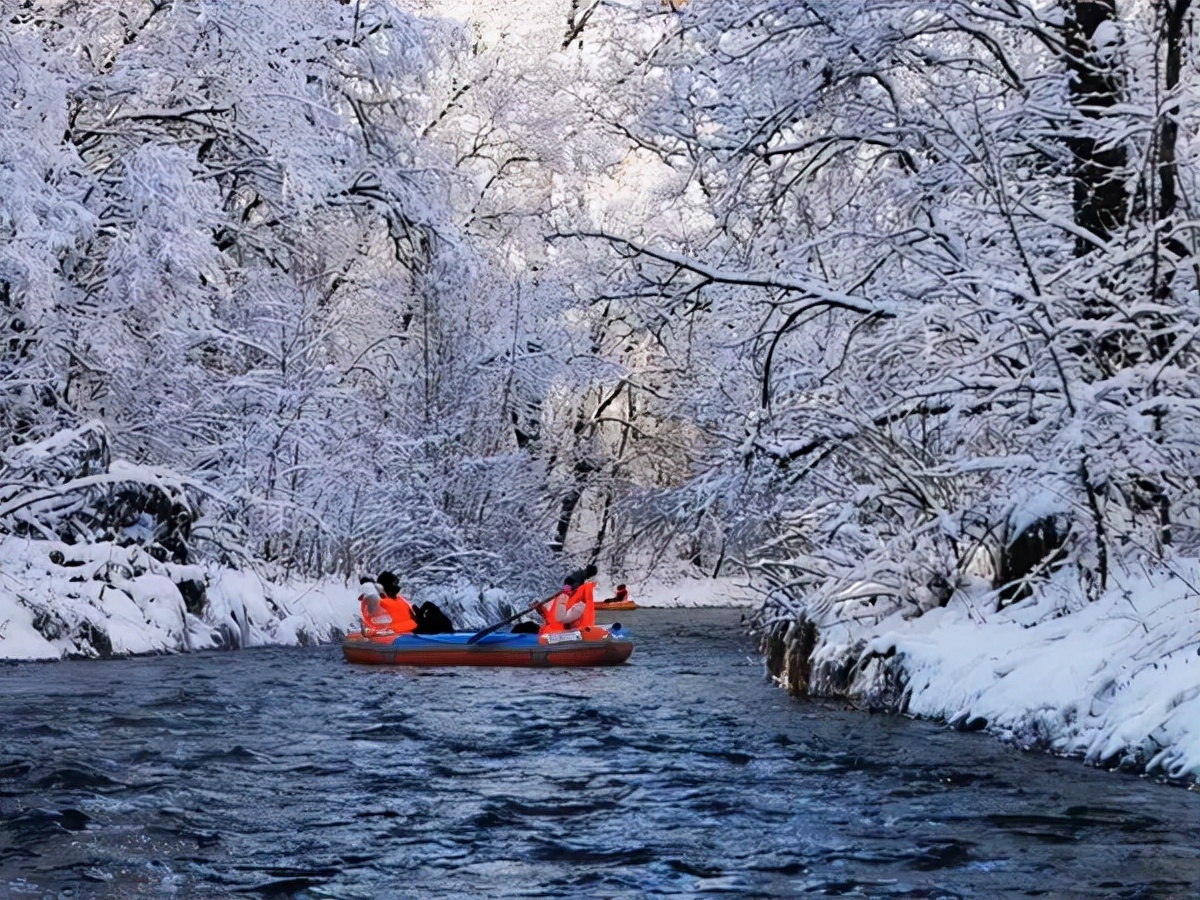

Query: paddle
467;593;558;644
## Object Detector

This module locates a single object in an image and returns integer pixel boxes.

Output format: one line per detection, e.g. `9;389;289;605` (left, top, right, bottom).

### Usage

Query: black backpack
414;602;455;634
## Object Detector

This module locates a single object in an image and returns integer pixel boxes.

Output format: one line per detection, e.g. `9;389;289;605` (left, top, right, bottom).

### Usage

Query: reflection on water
1;609;1198;898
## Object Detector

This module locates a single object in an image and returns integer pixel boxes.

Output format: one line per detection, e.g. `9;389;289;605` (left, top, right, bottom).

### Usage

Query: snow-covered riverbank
0;539;521;660
0;552;757;662
0;538;361;660
765;559;1200;783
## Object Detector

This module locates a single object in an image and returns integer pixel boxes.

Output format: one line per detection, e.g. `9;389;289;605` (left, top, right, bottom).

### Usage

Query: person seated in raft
509;564;601;635
377;571;455;635
602;584;629;604
373;571;419;636
525;563;597;631
540;567;598;637
358;578;413;636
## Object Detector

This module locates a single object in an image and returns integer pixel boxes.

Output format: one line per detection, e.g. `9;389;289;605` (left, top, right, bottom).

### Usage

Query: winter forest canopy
1;1;1198;772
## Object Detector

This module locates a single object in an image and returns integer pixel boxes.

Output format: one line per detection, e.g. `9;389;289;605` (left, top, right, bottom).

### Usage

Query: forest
1;0;1197;775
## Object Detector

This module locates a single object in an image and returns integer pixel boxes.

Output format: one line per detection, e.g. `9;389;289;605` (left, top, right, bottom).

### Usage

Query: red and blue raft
342;626;633;667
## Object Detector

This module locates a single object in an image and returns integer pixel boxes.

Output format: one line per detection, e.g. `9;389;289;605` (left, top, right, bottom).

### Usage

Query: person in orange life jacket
377;571;456;635
357;578;412;636
533;563;594;627
556;579;597;630
539;564;598;636
509;564;601;635
603;584;629;604
374;571;418;635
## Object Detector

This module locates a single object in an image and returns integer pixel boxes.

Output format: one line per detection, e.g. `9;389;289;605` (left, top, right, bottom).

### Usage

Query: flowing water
1;608;1197;899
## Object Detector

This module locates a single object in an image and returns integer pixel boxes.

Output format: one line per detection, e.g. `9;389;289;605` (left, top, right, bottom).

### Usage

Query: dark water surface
1;608;1198;899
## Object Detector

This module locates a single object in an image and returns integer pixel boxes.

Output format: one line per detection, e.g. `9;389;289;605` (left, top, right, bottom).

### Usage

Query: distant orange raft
342;626;633;667
595;599;638;611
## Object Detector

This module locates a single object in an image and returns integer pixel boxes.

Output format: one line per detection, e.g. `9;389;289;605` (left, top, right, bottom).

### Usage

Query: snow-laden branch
554;231;895;318
0;463;210;522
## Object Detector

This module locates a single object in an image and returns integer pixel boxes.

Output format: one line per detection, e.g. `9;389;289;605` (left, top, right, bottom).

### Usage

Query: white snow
613;573;762;608
0;537;360;661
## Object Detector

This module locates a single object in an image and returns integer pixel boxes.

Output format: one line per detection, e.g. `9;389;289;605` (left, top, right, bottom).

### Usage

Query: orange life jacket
360;595;391;636
542;582;595;635
572;582;596;630
538;590;568;635
379;596;418;635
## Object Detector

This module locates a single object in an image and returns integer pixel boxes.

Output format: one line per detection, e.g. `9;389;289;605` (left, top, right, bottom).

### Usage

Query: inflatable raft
595;599;638;611
342;627;634;667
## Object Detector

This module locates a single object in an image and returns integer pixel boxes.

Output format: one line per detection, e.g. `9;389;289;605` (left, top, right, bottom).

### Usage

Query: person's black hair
584;563;598;579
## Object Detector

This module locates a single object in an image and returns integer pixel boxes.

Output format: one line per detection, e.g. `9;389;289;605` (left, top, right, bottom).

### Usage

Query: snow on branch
555;231;895;319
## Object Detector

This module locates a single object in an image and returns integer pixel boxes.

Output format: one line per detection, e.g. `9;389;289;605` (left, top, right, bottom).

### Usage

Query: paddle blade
466;624;498;645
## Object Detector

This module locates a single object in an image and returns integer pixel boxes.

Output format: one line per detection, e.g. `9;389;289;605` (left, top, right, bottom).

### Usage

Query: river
1;608;1197;898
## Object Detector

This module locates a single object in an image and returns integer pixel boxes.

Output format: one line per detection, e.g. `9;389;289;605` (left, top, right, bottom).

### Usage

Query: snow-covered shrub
0;423;202;560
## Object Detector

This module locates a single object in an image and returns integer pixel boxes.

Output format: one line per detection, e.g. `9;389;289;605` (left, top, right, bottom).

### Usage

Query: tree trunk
1065;0;1127;256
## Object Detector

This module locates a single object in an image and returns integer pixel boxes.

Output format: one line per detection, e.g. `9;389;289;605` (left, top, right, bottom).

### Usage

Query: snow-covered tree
0;0;571;593
562;0;1200;617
